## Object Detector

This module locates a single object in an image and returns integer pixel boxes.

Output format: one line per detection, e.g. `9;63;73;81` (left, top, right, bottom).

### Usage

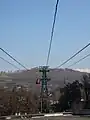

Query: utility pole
39;66;50;113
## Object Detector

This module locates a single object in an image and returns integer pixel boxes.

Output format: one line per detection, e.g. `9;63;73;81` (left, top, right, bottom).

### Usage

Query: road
10;116;90;120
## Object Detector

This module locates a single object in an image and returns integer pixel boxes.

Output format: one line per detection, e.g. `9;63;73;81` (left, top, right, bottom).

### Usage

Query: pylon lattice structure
39;66;50;113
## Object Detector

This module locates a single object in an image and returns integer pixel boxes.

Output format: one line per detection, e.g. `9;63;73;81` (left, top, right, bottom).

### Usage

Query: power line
0;56;20;70
57;43;90;68
0;48;28;70
46;0;60;66
68;53;90;68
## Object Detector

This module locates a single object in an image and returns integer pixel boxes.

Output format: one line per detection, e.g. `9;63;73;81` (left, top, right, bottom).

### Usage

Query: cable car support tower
39;66;50;113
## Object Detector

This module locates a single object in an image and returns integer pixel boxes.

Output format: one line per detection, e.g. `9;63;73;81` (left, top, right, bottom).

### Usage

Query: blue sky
0;0;90;71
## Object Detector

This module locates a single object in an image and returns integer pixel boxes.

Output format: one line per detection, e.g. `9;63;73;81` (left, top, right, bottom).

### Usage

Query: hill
6;68;86;89
0;68;88;100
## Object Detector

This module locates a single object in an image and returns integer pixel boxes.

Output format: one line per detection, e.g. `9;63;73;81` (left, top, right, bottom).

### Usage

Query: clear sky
0;0;90;71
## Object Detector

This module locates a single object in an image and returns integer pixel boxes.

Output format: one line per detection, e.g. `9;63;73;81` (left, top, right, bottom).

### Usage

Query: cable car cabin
36;79;40;84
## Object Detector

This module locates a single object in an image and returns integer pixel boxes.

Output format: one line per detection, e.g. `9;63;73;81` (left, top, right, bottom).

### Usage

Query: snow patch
73;68;90;73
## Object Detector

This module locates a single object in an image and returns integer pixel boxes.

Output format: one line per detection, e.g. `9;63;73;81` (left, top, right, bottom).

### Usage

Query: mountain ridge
0;68;88;100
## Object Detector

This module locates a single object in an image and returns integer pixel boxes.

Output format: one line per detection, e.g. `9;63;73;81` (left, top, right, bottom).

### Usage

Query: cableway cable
68;53;90;67
0;48;28;70
0;56;20;70
46;0;60;66
57;43;90;68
